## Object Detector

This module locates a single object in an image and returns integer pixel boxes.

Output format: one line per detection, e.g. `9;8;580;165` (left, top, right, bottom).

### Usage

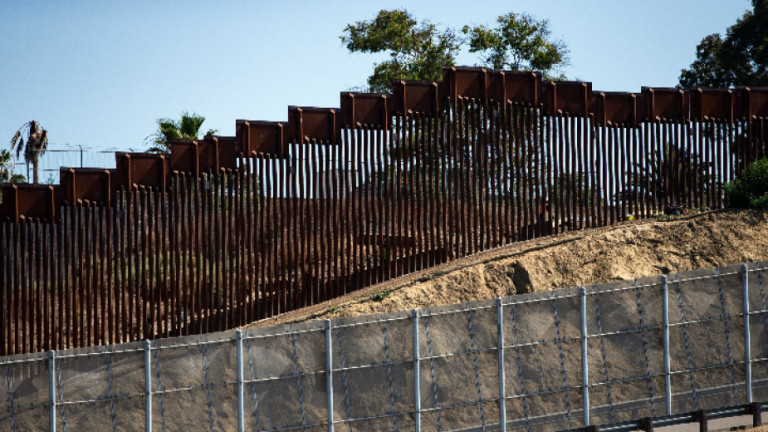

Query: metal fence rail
1;262;766;431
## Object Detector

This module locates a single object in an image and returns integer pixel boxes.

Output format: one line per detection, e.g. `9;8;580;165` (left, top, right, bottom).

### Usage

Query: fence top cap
288;105;339;112
341;91;390;98
546;80;590;86
5;183;56;190
236;119;286;126
115;151;167;158
168;138;198;144
641;86;684;93
501;69;541;76
444;65;490;73
692;87;734;93
392;79;439;86
208;135;235;141
59;167;112;173
597;91;635;97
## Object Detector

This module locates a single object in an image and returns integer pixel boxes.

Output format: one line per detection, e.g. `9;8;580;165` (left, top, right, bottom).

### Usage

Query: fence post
662;275;672;416
325;320;334;432
49;350;56;432
497;298;506;432
144;340;152;432
236;330;244;432
413;309;421;432
580;287;590;427
743;264;752;404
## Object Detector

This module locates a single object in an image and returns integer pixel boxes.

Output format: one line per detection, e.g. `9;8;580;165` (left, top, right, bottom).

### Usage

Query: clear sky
0;0;753;162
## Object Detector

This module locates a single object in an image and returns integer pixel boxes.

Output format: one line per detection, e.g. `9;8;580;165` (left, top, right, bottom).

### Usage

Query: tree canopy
342;9;568;92
679;0;768;88
146;112;217;154
341;9;461;92
463;13;568;80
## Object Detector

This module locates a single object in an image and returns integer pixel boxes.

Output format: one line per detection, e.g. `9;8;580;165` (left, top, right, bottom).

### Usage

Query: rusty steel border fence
1;66;768;356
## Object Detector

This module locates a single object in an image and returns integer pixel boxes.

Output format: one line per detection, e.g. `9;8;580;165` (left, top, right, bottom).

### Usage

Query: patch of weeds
327;306;338;314
369;290;391;302
416;273;435;283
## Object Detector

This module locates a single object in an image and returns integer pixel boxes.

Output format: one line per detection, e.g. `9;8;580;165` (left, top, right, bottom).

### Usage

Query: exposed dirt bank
246;209;768;328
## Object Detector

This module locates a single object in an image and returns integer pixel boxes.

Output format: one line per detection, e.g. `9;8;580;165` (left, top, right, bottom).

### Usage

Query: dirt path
245;209;768;329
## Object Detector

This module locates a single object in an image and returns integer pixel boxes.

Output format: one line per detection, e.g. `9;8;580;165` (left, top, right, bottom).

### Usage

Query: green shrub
725;158;768;209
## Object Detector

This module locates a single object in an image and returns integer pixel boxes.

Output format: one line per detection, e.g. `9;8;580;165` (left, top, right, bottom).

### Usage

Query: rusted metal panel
503;71;542;106
59;167;115;206
441;66;508;104
442;66;487;101
690;88;735;122
592;91;639;126
236;120;287;156
391;80;440;116
169;139;200;175
287;107;341;144
640;87;688;121
0;184;59;222
340;92;392;129
169;135;240;176
740;87;768;119
542;80;592;116
210;135;239;169
115;152;169;190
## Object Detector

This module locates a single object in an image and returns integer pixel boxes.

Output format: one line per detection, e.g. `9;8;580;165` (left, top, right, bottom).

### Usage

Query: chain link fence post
325;320;334;432
413;309;421;432
580;287;590;427
742;264;752;404
144;339;152;432
49;350;56;432
663;275;672;416
236;330;244;432
497;298;506;432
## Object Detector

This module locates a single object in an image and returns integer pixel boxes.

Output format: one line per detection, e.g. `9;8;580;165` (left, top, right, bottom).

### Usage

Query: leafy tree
341;9;461;92
0;150;25;184
145;112;217;154
679;0;768;87
10;120;48;184
463;12;569;80
725;157;768;208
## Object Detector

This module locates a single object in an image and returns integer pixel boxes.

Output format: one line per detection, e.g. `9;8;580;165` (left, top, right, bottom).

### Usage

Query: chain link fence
1;262;767;431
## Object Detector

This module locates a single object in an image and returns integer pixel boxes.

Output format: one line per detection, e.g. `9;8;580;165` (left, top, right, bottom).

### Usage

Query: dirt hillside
247;208;768;328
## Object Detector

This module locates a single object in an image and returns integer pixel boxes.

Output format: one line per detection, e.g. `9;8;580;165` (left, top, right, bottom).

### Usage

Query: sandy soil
246;208;768;328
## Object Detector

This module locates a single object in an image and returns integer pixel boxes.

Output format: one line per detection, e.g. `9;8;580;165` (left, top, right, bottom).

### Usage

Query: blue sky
0;0;753;163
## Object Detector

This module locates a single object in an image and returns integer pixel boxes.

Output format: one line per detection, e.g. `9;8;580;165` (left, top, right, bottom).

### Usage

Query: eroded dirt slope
247;209;768;328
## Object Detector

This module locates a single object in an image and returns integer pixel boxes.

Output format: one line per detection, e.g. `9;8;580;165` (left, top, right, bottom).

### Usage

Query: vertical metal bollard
743;264;752;404
144;340;152;432
662;276;672;416
580;287;590;427
325;320;334;432
413;309;421;432
236;330;244;432
49;350;56;432
497;299;506;432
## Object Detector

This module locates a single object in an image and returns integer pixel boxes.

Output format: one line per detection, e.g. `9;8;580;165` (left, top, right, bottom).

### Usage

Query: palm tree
10;120;48;184
145;112;217;154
